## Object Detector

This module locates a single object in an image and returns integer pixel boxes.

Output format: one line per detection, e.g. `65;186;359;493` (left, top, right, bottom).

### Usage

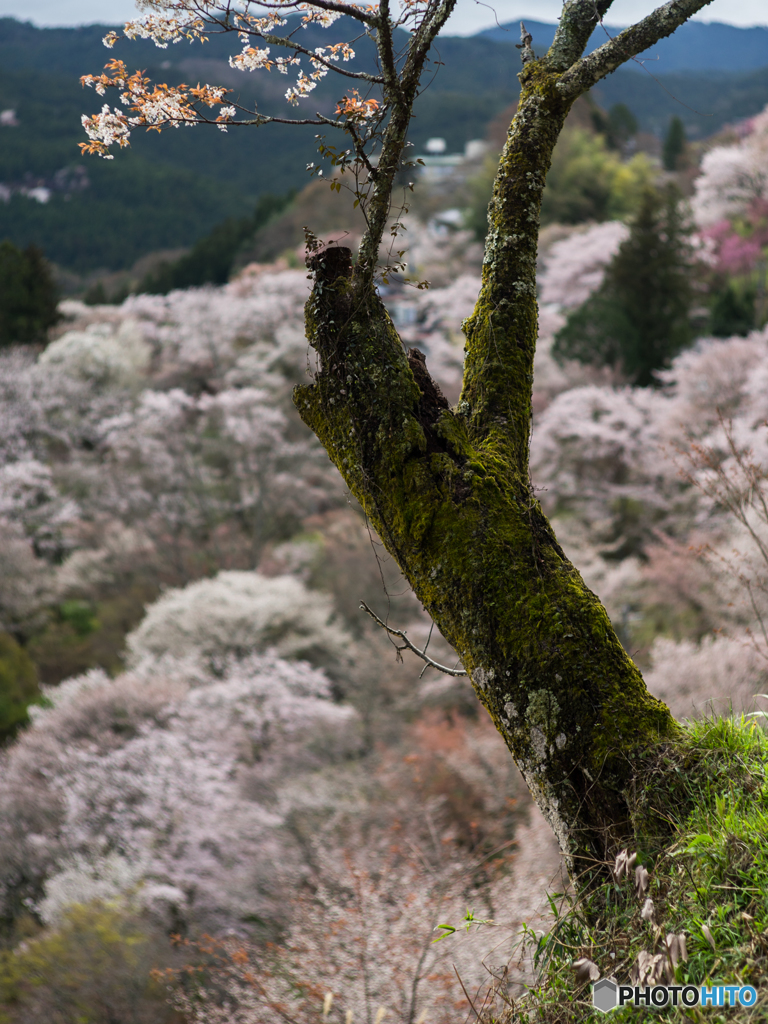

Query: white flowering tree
125;569;352;671
0;271;344;614
692;107;768;228
81;0;719;875
0;649;359;933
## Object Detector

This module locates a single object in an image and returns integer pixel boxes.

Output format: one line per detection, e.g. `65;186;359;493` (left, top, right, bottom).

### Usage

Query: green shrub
709;282;756;337
27;582;158;685
0;902;177;1024
540;128;655;226
0;632;39;742
478;715;768;1023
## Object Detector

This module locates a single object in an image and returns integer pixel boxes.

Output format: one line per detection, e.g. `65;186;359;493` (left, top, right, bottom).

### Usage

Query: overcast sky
1;0;766;35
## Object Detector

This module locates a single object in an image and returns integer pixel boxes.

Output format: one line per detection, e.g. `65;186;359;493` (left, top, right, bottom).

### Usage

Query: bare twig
454;965;481;1022
261;33;385;82
360;601;467;676
515;21;535;64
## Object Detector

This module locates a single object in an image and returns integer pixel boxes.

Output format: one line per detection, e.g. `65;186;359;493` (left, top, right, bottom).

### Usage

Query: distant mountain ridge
1;15;768;273
476;19;768;73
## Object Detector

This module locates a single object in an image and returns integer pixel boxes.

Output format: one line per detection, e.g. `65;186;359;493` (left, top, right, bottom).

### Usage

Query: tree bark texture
293;4;721;874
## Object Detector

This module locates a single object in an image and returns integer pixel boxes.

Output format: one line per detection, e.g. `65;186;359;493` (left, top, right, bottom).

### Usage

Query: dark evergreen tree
606;103;638;150
553;187;695;386
709;281;756;337
0;241;60;346
663;115;687;171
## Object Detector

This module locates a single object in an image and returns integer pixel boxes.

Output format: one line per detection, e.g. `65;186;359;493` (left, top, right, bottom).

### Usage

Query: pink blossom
693;105;768;226
538;221;628;309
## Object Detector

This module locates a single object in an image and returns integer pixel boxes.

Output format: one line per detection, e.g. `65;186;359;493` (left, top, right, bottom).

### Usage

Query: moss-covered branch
460;60;569;467
293;0;711;878
548;0;615;71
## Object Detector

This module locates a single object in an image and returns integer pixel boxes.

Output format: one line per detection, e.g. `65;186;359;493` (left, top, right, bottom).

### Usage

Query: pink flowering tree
693;107;768;229
82;0;719;877
693;107;768;329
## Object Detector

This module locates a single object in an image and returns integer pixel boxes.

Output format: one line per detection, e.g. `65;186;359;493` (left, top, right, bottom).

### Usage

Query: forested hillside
1;16;768;275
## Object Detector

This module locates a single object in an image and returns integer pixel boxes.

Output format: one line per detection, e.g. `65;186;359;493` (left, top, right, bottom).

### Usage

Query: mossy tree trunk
295;0;713;876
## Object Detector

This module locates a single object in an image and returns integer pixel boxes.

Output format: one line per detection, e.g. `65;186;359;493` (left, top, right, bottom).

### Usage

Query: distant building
416;139;490;182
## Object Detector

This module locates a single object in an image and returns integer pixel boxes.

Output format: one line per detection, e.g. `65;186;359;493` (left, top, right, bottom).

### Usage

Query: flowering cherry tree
0;648;359;933
692;107;768;228
82;0;720;876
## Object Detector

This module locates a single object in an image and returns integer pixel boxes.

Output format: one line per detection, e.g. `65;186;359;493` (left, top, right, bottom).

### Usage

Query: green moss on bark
294;52;680;879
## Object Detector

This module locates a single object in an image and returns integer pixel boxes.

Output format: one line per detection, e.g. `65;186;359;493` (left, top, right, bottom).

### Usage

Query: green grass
485;717;768;1022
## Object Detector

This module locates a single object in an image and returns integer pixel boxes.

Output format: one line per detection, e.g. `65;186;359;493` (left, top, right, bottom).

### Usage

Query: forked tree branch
360;602;468;676
558;0;716;96
547;0;615;70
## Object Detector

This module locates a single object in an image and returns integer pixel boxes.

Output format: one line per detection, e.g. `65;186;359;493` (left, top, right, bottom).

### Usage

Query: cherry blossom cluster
80;59;231;157
107;0;209;48
690;104;768;285
125;569;353;671
230;46;283;73
538;221;629;310
81;0;384;156
80;105;131;159
530;321;768;716
0;267;341;633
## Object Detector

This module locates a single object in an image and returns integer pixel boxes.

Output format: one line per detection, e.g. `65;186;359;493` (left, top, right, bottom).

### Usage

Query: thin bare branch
359;601;467;676
558;0;716;96
453;965;481;1022
230;0;378;25
354;0;457;277
259;33;385;82
177;110;345;128
376;0;403;101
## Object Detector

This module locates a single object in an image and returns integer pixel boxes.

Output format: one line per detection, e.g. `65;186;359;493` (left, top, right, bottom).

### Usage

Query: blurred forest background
1;13;768;1023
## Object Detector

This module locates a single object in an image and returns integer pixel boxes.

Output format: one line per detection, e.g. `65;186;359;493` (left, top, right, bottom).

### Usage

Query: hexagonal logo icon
593;979;618;1014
